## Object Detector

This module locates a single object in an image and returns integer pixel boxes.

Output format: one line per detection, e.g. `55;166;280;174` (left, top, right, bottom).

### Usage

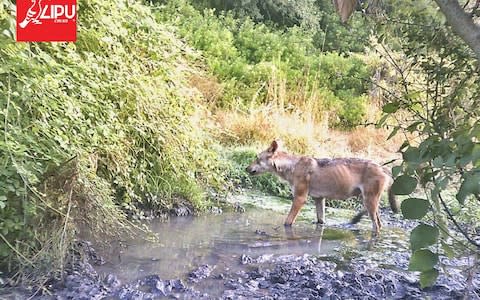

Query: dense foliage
376;0;480;287
157;0;373;128
193;0;322;28
192;0;374;53
0;0;224;277
1;0;478;291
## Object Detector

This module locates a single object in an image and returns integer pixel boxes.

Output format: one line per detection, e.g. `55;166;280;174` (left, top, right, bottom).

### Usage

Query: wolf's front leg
284;183;308;225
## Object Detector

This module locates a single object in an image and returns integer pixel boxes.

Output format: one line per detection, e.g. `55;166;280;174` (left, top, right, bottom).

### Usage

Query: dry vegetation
190;75;402;163
214;107;402;161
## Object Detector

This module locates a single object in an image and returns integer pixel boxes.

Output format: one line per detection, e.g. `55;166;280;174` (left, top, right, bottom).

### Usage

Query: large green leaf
410;224;439;251
392;175;417;195
402;147;421;164
387;126;399;140
456;174;480;204
432;156;443;168
420;268;439;288
401;198;430;219
408;249;438;272
392;165;402;177
406;121;422;133
441;241;454;259
382;102;399;113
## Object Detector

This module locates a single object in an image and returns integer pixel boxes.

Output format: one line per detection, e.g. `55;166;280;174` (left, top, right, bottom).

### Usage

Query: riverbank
2;195;478;299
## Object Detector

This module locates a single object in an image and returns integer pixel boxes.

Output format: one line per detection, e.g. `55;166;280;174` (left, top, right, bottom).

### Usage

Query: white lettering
53;5;64;19
38;5;76;20
65;5;76;19
40;6;50;19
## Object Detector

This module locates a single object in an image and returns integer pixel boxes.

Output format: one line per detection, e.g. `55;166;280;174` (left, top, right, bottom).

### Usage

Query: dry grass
347;126;404;159
189;63;402;163
214;106;324;155
264;65;329;124
213;105;402;162
189;74;223;105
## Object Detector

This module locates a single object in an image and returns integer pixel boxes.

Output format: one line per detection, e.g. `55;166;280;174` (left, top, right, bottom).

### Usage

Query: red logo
16;0;77;42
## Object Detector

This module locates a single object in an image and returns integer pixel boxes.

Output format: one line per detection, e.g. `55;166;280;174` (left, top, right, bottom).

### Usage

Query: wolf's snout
246;166;256;175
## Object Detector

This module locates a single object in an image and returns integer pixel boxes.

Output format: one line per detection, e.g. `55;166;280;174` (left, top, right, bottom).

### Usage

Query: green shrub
0;0;224;278
191;0;373;53
155;0;373;128
313;0;374;53
193;0;322;29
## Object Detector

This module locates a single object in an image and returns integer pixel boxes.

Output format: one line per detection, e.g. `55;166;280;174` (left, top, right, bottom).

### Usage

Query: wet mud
12;240;478;299
1;199;479;299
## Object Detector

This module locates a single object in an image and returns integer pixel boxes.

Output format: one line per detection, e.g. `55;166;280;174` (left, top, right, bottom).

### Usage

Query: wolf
246;140;399;235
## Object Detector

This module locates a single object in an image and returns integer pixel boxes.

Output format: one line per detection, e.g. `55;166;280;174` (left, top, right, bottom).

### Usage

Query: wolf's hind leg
362;193;381;235
365;199;380;235
376;211;382;231
314;197;325;224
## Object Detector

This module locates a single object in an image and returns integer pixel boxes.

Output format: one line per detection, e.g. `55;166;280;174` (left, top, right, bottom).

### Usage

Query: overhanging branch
434;0;480;61
438;192;480;250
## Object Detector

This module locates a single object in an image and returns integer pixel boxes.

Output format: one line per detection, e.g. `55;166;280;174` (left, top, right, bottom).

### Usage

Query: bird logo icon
19;0;43;29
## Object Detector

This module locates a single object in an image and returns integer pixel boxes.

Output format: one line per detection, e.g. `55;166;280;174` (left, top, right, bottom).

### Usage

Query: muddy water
97;210;350;282
96;193;410;289
2;193;477;299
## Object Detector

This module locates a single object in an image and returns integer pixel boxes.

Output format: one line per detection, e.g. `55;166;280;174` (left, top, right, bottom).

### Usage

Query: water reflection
95;209;353;283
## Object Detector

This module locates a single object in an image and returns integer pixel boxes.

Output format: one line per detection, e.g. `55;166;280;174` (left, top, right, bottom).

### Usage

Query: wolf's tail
350;210;367;224
388;184;399;213
383;166;399;214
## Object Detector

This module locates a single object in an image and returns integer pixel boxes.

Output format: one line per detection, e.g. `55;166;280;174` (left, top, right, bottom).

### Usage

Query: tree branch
438;192;480;249
434;0;480;61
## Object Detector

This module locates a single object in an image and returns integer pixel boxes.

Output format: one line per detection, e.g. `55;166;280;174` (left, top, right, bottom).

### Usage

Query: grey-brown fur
246;140;399;236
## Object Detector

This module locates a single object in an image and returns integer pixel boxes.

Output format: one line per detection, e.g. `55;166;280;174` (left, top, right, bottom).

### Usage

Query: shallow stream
95;193;414;297
2;192;477;299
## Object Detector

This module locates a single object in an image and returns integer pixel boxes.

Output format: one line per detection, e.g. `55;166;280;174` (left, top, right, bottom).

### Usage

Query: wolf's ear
268;140;280;153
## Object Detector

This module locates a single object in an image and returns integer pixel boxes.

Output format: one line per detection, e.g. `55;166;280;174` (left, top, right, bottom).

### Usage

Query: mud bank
9;245;478;299
1;197;478;299
217;253;478;299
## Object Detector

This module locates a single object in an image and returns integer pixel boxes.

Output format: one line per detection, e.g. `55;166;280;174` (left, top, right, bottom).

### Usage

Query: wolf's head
246;140;281;175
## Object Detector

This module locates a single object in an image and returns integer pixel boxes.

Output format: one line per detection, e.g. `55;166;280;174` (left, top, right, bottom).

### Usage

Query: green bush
191;0;373;53
0;0;224;277
193;0;322;29
156;0;372;128
313;0;374;53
